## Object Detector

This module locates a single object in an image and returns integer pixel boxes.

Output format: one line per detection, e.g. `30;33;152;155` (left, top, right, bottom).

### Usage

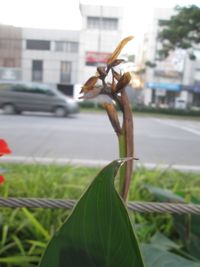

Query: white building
0;3;123;98
137;8;200;108
22;28;80;85
79;4;123;82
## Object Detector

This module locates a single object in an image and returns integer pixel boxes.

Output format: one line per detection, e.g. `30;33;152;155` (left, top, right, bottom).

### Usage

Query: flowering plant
0;139;12;184
39;37;145;267
80;36;135;201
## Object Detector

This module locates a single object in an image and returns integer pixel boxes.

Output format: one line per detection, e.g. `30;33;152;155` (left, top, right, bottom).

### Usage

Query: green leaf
150;232;181;250
143;184;184;202
174;200;200;260
147;232;198;262
174;214;200;260
0;255;40;264
143;184;200;262
39;159;145;267
142;244;200;267
12;235;26;255
22;208;50;240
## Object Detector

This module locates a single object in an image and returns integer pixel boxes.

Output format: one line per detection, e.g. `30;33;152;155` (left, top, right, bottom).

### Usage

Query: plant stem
119;89;134;202
118;133;126;195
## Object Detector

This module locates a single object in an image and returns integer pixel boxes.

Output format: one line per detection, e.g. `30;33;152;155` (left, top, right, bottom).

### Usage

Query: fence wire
0;198;199;214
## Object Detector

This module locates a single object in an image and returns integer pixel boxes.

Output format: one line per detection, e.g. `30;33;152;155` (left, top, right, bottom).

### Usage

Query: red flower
0;175;4;185
0;139;12;185
0;139;12;157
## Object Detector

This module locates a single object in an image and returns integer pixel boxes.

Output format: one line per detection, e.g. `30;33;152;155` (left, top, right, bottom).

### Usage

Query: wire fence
0;197;199;214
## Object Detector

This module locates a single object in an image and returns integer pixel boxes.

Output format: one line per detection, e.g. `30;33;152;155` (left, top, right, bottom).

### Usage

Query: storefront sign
85;51;111;66
155;89;166;96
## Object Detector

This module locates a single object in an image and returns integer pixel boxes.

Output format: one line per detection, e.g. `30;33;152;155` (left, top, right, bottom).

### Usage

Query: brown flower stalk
80;36;135;202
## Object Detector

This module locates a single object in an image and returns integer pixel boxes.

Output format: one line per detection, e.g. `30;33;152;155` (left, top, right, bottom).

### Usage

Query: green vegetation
0;163;199;266
79;101;200;118
39;161;145;267
158;5;200;60
132;106;200;118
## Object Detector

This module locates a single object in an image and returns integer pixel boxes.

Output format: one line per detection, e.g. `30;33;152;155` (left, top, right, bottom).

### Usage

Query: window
32;60;43;82
87;17;100;29
193;93;200;106
102;18;118;30
55;41;78;53
55;41;64;51
70;42;79;53
60;61;71;84
0;83;13;91
87;16;118;30
28;85;50;95
26;40;50;50
11;84;28;93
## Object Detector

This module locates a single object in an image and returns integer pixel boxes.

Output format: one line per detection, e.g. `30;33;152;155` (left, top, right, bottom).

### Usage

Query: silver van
0;82;79;117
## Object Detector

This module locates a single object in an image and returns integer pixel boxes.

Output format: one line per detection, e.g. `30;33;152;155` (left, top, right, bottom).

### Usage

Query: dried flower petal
97;66;107;79
80;87;102;99
80;76;99;93
115;72;132;93
107;36;134;65
112;69;122;81
109;59;125;68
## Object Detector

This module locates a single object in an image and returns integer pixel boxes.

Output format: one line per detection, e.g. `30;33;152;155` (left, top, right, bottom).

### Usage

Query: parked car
0;82;79;117
174;98;187;110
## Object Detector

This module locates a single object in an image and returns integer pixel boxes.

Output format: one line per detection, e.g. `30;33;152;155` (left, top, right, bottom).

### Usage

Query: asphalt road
0;112;200;170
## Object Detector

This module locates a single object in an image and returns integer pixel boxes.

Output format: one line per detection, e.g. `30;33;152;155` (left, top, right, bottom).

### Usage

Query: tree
158;5;200;60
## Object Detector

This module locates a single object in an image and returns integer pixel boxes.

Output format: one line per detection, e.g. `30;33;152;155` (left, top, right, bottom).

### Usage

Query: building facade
0;25;22;81
137;8;200;108
79;4;123;83
0;4;123;99
22;28;80;85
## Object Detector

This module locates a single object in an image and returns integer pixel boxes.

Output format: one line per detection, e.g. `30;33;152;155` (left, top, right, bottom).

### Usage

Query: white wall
79;4;123;84
21;4;123;87
22;28;79;84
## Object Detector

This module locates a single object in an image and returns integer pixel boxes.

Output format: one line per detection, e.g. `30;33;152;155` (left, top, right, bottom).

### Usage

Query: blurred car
174;98;187;110
0;82;79;117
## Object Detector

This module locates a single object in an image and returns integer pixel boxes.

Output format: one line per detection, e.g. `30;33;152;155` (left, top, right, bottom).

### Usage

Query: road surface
0;112;200;171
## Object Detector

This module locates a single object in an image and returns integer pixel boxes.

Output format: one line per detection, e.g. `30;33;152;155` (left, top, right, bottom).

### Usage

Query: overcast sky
0;0;199;53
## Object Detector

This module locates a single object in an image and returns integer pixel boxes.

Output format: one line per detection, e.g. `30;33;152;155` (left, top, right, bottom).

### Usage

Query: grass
0;163;199;266
0;164;97;266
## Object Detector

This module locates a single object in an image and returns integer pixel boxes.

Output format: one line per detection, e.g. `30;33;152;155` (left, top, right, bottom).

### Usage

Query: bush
132;105;200;117
80;100;200;117
0;163;199;266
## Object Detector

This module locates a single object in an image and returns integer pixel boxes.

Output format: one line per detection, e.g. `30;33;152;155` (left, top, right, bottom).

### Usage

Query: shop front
191;85;200;107
146;82;181;108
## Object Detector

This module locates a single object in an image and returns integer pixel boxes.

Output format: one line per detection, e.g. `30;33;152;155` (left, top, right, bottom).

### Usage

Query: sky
0;0;199;53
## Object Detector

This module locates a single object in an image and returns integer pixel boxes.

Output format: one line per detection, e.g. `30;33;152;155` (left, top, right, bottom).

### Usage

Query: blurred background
0;0;200;107
0;0;200;169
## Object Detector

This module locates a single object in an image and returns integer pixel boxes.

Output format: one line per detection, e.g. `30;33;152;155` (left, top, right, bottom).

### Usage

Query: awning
193;85;200;93
182;85;200;93
146;82;181;91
